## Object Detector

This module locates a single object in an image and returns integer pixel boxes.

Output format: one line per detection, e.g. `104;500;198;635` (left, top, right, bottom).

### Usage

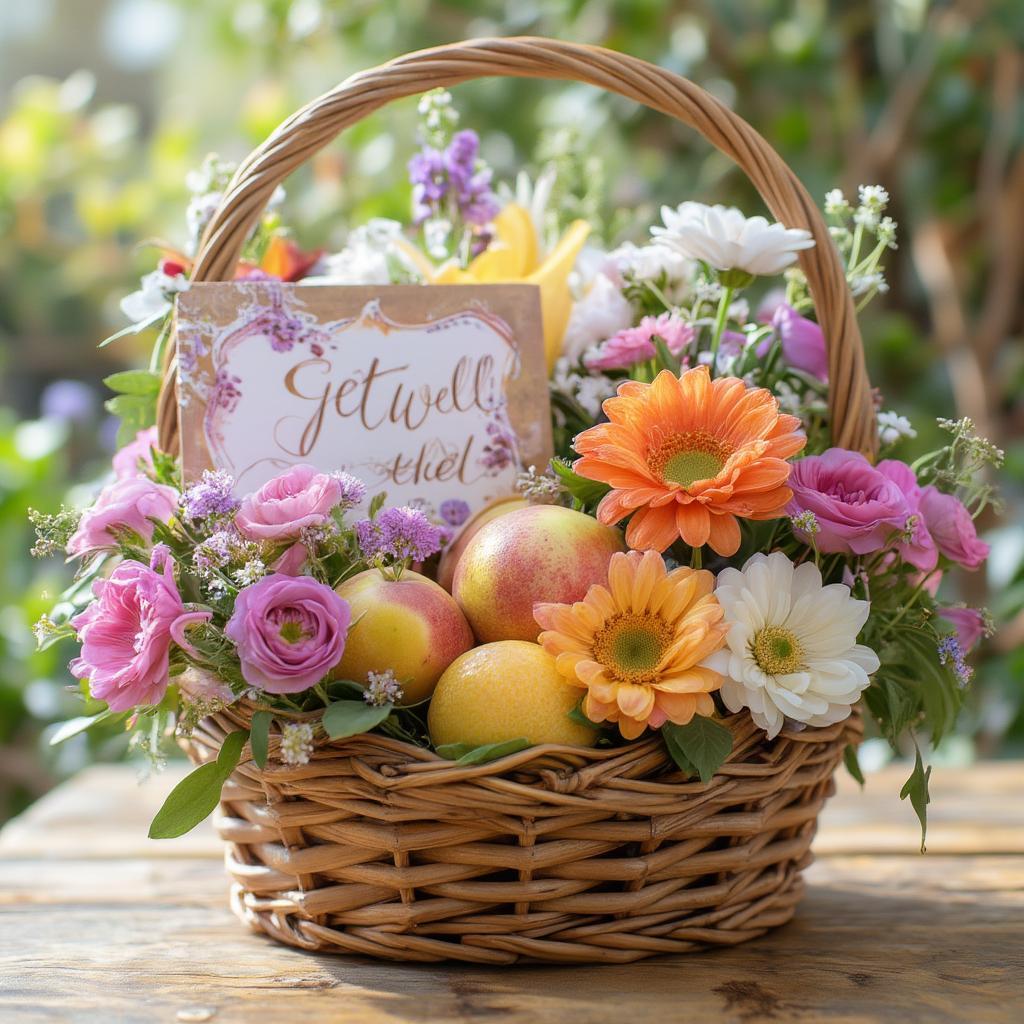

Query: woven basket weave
161;38;877;964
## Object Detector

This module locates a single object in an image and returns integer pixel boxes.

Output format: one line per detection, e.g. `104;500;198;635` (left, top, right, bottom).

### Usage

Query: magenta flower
112;426;159;480
67;477;179;557
225;574;351;693
585;313;694;371
235;464;344;542
937;606;986;651
919;487;990;570
757;301;829;381
70;560;210;711
787;449;909;556
875;460;937;571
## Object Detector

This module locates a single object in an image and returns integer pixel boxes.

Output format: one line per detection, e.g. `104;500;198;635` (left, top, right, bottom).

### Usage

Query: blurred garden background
1;0;1021;822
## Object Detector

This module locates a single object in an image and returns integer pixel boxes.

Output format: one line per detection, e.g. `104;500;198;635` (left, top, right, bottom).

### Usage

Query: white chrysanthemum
307;219;419;285
608;241;693;286
560;272;634;362
703;552;879;739
651;202;815;278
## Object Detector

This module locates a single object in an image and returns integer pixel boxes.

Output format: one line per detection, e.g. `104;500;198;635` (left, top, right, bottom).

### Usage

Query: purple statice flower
356;506;443;564
193;528;238;573
181;469;239;522
439;499;471;527
407;130;499;228
444;130;499;226
332;471;368;507
937;635;974;688
408;147;447;225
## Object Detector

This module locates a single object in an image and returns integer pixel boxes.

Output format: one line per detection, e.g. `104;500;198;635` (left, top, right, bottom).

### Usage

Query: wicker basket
159;38;877;964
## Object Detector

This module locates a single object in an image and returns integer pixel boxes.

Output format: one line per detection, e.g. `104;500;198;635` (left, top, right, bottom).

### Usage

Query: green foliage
322;700;391;740
549;458;611;509
843;744;865;787
148;729;248;839
249;711;272;770
435;738;530;764
900;744;932;854
662;717;733;783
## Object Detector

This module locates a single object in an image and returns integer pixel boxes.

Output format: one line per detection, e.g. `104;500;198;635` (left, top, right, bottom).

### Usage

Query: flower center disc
649;430;731;487
592;612;674;684
752;626;805;676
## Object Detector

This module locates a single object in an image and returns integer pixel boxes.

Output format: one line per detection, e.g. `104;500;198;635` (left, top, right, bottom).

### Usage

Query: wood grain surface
2;762;1022;1023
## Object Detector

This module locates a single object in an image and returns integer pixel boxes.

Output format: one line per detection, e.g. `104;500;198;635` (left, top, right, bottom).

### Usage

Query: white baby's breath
651;202;815;278
877;411;917;445
704;552;879;739
279;722;315;766
308;219;419;285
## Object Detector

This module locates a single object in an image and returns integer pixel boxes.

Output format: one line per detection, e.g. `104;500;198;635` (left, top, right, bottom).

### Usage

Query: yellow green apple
333;569;474;703
452;504;624;643
436;495;527;592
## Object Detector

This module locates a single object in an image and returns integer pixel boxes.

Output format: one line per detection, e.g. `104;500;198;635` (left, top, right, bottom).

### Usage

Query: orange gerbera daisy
534;549;729;739
573;365;805;556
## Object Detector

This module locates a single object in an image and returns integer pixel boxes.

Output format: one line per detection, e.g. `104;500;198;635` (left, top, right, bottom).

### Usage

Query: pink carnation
919;487;989;570
112;426;160;480
875;460;937;572
70;560;209;711
67;477;179;557
225;574;351;693
235;464;344;542
787;448;908;556
585;313;694;371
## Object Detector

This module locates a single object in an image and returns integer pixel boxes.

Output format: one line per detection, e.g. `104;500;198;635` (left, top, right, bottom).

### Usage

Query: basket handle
157;36;876;456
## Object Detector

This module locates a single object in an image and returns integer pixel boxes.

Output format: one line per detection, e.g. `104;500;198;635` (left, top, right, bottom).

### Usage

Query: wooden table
2;762;1022;1023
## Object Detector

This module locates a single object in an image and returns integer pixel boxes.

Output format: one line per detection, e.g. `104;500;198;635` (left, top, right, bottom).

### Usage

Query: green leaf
148;729;248;839
435;738;530;765
899;744;932;853
104;393;156;447
567;697;596;729
864;675;920;744
98;310;165;348
843;744;865;787
549;458;611;507
652;335;682;374
662;717;733;784
103;370;162;396
49;709;119;745
368;492;387;519
249;711;272;770
322;700;391;740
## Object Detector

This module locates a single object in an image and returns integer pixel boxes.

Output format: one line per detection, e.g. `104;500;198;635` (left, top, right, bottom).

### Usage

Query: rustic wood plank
2;763;1023;1022
1;855;1020;1023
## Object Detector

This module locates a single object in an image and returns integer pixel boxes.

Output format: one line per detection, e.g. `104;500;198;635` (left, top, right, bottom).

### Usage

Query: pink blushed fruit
333;569;474;703
452;505;625;643
436;496;527;593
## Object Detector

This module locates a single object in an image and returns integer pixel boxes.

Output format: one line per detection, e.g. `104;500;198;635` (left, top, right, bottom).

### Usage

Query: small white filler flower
651;202;815;281
279;722;316;766
703;552;879;739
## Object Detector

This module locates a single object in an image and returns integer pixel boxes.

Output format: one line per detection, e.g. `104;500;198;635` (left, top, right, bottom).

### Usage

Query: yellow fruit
428;641;596;749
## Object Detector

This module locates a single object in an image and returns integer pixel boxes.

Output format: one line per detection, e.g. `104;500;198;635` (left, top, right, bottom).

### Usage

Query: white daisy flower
703;552;879;739
651;202;815;279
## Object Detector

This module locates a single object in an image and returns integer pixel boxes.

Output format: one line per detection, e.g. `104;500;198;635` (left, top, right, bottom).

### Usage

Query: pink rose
225;574;351;693
757;301;829;381
70;560;210;711
112;426;160;480
919;487;989;570
875;460;937;572
235;464;343;542
937;606;986;651
67;477;179;557
787;448;908;555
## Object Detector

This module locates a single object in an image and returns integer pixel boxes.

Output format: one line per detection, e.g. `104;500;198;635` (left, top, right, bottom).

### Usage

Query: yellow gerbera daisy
534;549;729;739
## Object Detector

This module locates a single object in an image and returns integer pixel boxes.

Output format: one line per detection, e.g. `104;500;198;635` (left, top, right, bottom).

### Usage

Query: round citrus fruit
428;641;597;749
